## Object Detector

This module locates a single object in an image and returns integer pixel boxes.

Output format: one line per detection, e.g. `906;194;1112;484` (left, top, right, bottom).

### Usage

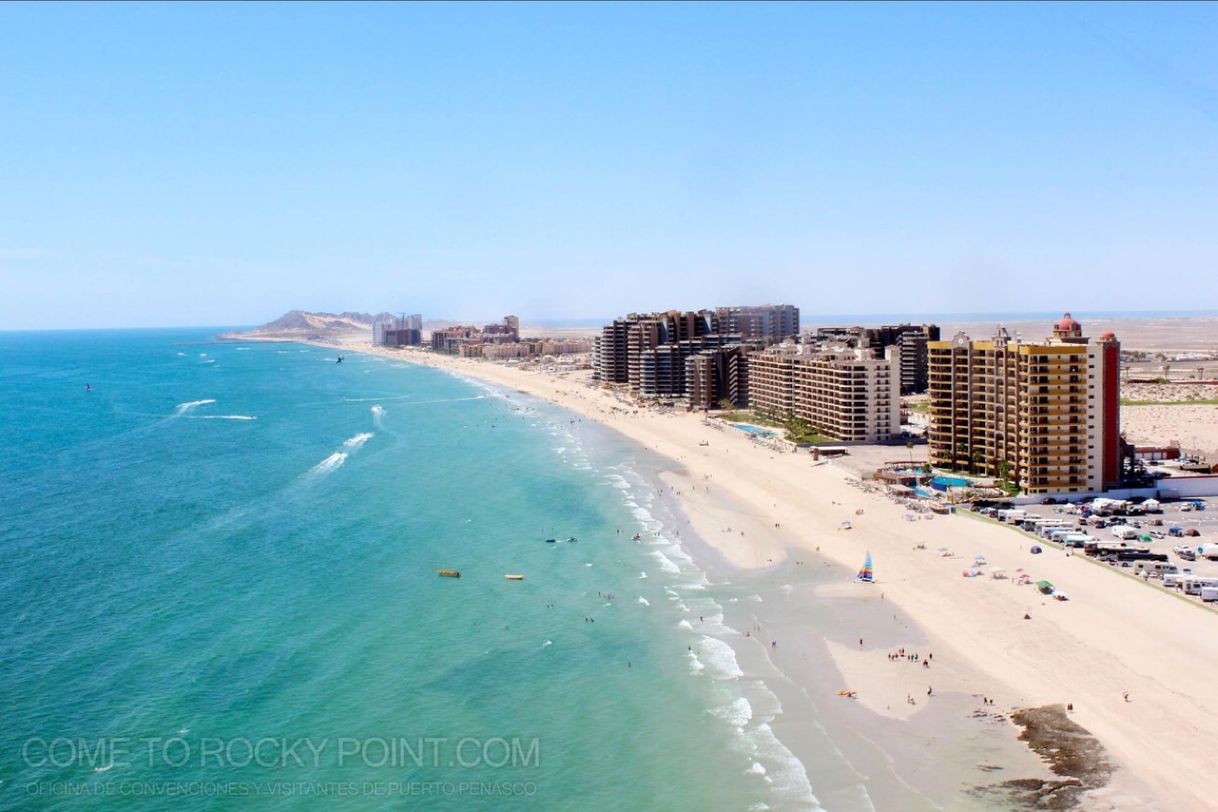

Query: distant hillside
221;310;376;342
219;311;477;343
258;310;374;332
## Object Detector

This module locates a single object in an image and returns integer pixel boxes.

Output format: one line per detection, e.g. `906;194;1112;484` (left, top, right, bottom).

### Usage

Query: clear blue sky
1;2;1215;329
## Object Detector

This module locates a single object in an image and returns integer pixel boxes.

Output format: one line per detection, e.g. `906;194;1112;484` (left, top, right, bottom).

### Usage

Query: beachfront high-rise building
747;343;901;442
687;346;751;410
638;334;744;399
593;309;720;387
374;313;424;347
812;323;940;394
715;305;800;345
927;313;1121;495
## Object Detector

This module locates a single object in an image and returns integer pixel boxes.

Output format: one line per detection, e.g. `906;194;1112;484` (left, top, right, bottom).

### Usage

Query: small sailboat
855;551;875;584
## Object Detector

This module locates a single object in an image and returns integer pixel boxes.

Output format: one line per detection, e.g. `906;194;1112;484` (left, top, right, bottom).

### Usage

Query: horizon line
5;308;1218;334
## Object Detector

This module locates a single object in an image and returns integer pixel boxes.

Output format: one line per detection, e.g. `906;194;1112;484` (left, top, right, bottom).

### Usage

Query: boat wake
343;432;373;450
309;452;348;475
173;399;216;416
307;433;375;476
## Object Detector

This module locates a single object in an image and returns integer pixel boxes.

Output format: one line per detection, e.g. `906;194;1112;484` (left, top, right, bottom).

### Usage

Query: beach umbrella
1140;533;1153;542
1036;580;1054;593
1030;545;1043;554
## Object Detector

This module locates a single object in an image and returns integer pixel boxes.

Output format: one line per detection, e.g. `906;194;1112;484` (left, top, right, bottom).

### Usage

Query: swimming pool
930;475;970;490
732;423;778;439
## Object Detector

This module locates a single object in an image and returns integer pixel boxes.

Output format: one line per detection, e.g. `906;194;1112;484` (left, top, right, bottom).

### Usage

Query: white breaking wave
174;399;215;415
310;452;348;475
370;405;384;416
677;619;694;631
749;722;819;808
698;635;743;680
649;550;682;576
197;415;257;421
711;696;754;729
637;597;650;607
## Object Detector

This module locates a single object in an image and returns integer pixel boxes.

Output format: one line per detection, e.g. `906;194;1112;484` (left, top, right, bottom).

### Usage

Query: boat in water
504;573;524;581
855;551;874;584
437;569;460;578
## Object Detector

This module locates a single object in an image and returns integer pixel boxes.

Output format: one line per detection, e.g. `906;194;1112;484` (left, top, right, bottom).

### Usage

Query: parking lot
982;497;1218;601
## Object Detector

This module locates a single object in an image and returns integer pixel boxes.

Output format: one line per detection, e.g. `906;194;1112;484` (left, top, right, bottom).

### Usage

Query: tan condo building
927;313;1122;495
748;344;901;442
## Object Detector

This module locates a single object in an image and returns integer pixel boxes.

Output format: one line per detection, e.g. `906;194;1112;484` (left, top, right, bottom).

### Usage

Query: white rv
1182;576;1218;596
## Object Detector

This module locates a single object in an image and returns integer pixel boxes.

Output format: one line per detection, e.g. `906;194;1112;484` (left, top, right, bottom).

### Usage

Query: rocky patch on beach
972;704;1112;810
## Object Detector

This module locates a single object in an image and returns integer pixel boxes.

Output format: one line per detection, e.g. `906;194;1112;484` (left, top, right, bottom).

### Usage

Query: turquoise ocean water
0;330;818;810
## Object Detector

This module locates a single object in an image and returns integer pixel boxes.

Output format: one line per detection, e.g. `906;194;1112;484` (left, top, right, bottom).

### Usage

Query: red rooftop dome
1056;312;1081;332
1101;331;1116;340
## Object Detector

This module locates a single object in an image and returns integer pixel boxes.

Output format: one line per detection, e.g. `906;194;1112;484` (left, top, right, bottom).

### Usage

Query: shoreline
294;338;1216;809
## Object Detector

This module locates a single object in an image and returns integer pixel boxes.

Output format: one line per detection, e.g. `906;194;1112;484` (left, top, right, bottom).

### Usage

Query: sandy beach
310;338;1217;809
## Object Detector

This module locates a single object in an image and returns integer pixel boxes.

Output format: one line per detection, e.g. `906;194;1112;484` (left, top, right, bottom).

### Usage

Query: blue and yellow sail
855;551;874;583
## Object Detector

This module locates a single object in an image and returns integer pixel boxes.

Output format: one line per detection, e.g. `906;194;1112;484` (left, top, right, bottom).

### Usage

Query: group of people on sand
887;648;932;667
